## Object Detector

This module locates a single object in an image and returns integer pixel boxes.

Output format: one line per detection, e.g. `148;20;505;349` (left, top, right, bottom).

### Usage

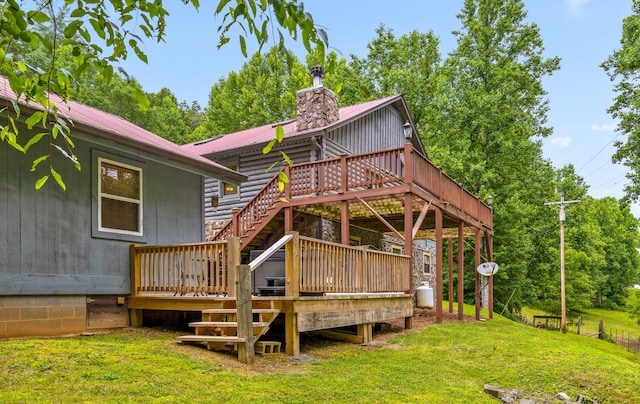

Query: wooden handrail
213;146;493;244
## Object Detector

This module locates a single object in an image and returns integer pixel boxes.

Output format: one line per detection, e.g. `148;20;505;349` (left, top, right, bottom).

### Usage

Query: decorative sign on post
476;262;499;276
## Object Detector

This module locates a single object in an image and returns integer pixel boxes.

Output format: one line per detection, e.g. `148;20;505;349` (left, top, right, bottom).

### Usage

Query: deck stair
176;303;280;352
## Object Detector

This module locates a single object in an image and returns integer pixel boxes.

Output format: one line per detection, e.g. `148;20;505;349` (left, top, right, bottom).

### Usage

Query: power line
576;132;620;174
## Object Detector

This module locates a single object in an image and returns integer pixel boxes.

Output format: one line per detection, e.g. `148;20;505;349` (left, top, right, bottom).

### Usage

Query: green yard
1;306;639;403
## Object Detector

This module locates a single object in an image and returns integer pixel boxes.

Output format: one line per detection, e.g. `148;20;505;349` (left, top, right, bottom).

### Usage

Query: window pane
101;197;139;232
223;182;238;195
101;162;140;199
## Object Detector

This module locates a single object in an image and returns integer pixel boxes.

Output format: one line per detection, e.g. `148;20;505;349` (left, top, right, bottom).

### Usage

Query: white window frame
423;252;432;274
97;157;143;236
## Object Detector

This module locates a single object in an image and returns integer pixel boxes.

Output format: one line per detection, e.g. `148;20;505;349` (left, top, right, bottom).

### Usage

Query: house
143;67;493;361
0;76;246;338
181;67;438;292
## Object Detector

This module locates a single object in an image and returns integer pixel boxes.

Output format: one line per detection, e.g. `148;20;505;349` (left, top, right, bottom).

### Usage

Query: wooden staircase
176;303;280;352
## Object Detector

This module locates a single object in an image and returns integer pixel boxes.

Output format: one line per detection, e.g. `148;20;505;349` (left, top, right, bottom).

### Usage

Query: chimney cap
310;65;324;79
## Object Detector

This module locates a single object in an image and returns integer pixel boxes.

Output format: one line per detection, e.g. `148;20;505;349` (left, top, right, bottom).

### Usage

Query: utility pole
544;194;580;334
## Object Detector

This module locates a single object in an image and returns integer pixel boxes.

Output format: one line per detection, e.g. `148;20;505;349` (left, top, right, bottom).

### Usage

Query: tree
602;0;640;203
423;0;561;314
0;0;328;189
194;46;309;139
343;25;441;128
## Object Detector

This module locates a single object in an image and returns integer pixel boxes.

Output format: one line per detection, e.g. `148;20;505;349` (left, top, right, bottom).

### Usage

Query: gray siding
0;125;205;295
326;106;406;155
204;141;312;222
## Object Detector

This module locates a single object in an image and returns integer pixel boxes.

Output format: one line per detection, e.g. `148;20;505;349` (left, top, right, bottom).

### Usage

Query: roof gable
182;94;425;157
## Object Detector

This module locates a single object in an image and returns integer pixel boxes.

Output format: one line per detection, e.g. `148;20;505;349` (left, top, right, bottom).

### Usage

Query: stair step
201;308;280;314
188;321;270;328
176;335;246;343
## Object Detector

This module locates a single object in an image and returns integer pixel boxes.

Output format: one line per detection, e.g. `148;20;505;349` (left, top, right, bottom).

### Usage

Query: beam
448;238;453;313
412;199;433;239
475;228;481;321
404;192;413;330
357;197;404;241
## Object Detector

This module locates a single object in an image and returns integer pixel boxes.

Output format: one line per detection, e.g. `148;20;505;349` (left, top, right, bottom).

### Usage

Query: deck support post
447;238;453;313
341;200;349;245
357;323;373;343
485;231;494;319
403;192;413;329
129;244;143;327
457;221;464;320
236;264;254;364
227;237;241;298
474;228;481;321
285;306;300;356
435;207;443;324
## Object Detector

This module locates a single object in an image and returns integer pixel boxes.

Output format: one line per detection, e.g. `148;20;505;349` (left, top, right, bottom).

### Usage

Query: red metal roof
181;95;404;156
0;76;246;183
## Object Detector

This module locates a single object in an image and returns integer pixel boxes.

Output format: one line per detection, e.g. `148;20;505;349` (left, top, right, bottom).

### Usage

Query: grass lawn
1;306;639;403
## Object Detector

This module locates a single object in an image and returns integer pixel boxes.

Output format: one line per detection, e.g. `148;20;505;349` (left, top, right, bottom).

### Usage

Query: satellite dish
477;262;499;276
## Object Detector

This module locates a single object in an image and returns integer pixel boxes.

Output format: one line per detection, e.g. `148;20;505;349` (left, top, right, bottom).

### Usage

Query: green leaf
275;125;284;142
281;151;293;167
63;20;83;38
133;88;150;111
239;35;247;57
23;133;46;152
27;10;50;23
278;171;290;184
51;168;66;191
265;161;278;173
263;138;276;155
24;111;45;129
35;175;49;190
31;155;49;172
215;0;232;15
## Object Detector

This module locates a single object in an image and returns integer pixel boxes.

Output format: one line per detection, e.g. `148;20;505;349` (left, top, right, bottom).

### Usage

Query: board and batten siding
326;105;406;156
0;124;205;296
204;141;313;222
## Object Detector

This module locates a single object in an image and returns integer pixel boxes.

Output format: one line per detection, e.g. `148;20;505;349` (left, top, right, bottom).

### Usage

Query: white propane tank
416;281;434;308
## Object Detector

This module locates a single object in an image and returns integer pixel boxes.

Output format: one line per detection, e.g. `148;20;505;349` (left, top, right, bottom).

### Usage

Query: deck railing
130;233;411;297
299;236;410;294
214;146;492;244
130;241;231;296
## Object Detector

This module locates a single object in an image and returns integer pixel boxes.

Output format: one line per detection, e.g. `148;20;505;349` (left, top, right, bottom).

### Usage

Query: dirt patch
165;307;475;375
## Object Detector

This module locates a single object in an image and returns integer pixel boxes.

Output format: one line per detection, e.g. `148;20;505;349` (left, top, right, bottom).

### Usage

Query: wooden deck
128;145;494;362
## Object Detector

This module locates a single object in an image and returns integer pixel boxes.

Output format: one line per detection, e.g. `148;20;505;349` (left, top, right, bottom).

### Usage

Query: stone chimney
296;66;339;131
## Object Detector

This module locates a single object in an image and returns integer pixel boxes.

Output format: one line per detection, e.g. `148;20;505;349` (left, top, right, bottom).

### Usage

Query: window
423;252;432;274
98;158;143;236
220;160;239;199
391;245;403;254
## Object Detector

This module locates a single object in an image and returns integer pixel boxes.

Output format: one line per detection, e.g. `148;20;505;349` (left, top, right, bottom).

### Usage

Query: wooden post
357;323;373;343
577;316;582;335
435;207;443;324
404;142;413;184
474;229;481;321
340;154;348;193
404;192;413;329
598;319;605;340
457;221;464;320
341;200;349;245
361;246;368;293
129;244;143;327
285;232;300;298
227;237;240;298
231;208;240;237
485;232;494;319
284;165;293;232
235;264;254;364
285;303;300;356
447;237;453;313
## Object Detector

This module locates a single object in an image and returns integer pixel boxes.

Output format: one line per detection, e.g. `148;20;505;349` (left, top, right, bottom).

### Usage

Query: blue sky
119;0;638;217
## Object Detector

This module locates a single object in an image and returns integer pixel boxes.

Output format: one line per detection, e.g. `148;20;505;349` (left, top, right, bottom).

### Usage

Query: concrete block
49;305;76;319
20;306;48;320
0;307;20;321
35;296;62;307
5;296;34;308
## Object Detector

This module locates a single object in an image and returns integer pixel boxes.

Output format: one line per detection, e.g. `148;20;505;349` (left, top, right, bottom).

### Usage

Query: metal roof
0;76;246;183
181;94;424;157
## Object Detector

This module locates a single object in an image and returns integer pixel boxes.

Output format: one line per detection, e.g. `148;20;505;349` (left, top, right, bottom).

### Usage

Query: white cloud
566;0;588;10
550;136;572;148
591;123;617;132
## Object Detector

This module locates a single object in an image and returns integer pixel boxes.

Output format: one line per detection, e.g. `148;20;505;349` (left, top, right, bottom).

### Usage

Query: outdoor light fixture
403;121;412;140
487;195;493;206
